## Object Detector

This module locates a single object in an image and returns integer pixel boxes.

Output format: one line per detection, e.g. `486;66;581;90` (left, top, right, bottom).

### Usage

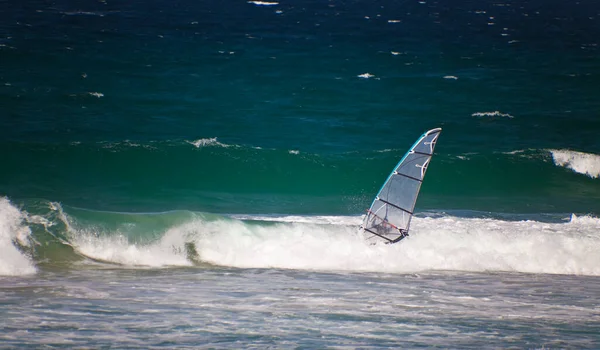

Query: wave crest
0;198;36;276
194;215;600;276
186;137;230;148
550;149;600;179
9;203;600;276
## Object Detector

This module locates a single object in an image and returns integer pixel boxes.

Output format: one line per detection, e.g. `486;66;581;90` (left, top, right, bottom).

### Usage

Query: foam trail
0;197;36;275
194;215;600;276
550;149;600;178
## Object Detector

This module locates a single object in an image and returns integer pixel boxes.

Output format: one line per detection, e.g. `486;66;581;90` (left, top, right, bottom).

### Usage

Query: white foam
98;140;157;151
357;73;375;79
71;226;192;267
502;149;526;155
472;111;514;118
0;197;36;275
61;11;106;16
549;149;600;179
58;211;600;276
248;1;278;5
187;137;229;148
193;215;600;276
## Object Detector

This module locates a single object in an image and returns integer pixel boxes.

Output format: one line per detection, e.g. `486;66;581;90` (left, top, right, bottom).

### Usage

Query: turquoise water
2;0;600;348
2;0;599;215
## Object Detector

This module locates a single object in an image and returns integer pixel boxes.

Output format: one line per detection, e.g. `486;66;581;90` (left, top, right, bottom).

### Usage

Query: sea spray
0;197;36;275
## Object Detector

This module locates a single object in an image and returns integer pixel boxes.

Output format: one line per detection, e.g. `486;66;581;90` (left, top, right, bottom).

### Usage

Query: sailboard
361;128;441;244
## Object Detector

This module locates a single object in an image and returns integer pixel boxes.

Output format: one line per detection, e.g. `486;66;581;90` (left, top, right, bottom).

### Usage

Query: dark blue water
2;0;599;215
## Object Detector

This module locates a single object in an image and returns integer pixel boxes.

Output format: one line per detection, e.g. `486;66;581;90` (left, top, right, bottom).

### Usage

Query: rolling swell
1;140;599;214
3;197;600;276
6;199;209;270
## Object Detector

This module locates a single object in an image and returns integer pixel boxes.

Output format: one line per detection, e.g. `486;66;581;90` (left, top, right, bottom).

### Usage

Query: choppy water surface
2;268;600;348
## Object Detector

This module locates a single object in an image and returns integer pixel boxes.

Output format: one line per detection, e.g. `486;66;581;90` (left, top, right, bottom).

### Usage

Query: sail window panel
365;208;408;241
364;211;385;230
364;203;403;239
364;206;410;239
381;175;421;212
369;199;386;217
364;200;385;230
413;132;439;155
385;206;411;231
396;153;430;181
364;200;410;234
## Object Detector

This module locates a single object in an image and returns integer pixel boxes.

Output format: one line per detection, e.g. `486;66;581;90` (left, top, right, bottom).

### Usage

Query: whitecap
186;137;229;148
472;111;514;118
0;197;36;276
549;149;600;179
248;1;279;6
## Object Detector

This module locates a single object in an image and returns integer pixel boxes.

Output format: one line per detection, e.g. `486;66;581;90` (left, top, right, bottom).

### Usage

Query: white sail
362;128;441;244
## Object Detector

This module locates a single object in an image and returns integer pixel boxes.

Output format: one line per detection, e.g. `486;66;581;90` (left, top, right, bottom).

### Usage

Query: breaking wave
0;198;36;276
195;214;600;276
550;149;600;179
5;200;600;276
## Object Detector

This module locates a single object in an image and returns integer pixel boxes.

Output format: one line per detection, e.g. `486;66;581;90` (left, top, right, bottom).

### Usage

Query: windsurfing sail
361;128;441;244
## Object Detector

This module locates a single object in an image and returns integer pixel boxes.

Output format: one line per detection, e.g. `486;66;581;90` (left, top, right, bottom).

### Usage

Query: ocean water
1;0;600;348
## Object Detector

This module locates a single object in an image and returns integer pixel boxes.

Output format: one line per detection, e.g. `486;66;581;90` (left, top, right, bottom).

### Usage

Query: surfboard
361;128;442;244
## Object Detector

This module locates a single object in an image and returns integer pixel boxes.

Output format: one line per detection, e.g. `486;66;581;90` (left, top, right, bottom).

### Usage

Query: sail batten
361;128;441;244
412;150;434;156
377;198;413;215
395;171;423;183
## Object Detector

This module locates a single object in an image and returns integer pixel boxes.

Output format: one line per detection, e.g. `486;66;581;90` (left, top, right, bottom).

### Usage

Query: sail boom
363;228;395;243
